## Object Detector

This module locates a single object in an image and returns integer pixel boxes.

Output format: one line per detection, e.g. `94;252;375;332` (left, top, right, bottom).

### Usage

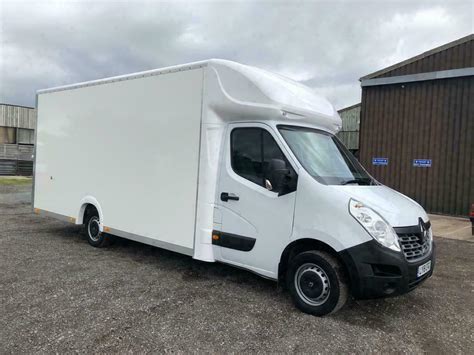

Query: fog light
383;283;396;295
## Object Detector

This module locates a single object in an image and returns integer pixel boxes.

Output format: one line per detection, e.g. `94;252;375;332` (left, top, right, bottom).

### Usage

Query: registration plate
417;260;431;278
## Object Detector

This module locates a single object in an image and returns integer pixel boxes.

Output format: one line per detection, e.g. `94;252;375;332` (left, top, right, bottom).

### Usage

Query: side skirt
34;208;194;257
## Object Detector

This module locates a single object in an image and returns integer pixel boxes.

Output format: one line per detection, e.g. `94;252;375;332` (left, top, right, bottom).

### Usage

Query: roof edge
0;103;35;110
337;102;361;113
37;59;212;95
360;33;474;80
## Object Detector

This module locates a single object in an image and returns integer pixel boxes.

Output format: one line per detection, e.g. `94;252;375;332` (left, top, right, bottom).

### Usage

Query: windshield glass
278;125;374;185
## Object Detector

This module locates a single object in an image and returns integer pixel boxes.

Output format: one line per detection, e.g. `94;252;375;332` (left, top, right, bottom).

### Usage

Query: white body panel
35;68;205;254
214;122;297;279
34;59;429;281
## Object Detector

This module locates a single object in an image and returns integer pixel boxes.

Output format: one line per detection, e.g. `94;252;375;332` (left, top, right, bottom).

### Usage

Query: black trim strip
212;230;256;251
394;219;431;235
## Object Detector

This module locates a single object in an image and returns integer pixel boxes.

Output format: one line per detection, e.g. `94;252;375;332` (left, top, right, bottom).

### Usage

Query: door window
231;128;263;185
231;127;295;189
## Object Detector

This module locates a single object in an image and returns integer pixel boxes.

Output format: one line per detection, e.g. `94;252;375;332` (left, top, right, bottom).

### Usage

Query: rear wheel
287;250;348;316
84;208;110;248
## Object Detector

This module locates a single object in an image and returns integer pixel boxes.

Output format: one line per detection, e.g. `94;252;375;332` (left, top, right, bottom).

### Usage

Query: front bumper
339;239;436;299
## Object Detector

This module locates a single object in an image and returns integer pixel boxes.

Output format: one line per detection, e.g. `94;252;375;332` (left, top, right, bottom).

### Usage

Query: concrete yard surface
1;183;474;353
429;213;473;242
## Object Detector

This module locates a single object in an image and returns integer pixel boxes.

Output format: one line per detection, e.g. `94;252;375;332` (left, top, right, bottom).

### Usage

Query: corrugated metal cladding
0;144;34;161
0;104;36;129
337;104;360;151
0;104;36;176
360;35;474;216
0;160;33;176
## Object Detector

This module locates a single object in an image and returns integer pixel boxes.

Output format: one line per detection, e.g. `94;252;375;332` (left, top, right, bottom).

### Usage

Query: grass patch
0;177;32;185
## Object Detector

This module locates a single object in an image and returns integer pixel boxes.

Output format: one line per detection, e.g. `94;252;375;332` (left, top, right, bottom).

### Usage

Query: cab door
214;123;298;279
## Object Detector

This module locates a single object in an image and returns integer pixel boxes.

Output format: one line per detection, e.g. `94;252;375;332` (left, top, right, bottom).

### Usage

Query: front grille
397;232;431;262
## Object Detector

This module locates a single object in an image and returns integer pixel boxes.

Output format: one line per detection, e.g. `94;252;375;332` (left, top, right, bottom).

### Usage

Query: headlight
427;226;433;246
349;199;401;252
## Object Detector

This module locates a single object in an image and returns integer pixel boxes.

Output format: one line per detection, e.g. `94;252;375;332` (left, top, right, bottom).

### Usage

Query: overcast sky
0;0;472;109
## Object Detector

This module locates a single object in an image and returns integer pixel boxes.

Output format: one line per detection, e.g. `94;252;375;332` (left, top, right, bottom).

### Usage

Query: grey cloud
0;0;472;109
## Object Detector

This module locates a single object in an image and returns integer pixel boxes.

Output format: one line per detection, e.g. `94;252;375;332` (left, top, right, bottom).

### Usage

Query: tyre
84;209;110;248
286;250;348;316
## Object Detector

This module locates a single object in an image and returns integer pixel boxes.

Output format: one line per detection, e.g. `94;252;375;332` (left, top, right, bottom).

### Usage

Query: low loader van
34;59;435;315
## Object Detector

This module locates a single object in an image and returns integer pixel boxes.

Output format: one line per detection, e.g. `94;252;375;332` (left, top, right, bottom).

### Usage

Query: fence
0;144;34;176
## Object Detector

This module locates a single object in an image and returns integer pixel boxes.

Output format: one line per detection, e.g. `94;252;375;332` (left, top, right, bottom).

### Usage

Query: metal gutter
361;68;474;87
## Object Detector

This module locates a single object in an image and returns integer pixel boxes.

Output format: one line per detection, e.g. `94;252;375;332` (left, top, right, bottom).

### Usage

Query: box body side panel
34;69;204;249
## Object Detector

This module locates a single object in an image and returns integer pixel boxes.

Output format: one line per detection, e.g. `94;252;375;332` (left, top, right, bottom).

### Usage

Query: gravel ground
1;183;473;353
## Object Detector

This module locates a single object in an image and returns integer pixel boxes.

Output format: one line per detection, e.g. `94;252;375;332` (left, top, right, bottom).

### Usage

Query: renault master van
33;59;435;315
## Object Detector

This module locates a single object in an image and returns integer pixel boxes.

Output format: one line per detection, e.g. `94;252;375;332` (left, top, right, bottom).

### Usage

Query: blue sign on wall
372;157;388;166
413;159;432;167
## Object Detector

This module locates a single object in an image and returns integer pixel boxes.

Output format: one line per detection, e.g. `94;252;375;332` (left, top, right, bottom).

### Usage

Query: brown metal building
359;34;473;216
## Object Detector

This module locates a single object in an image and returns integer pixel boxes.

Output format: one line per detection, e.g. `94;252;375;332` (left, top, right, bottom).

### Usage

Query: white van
33;59;435;315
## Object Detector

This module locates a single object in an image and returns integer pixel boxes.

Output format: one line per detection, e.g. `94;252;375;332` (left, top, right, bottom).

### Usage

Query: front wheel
287;250;348;316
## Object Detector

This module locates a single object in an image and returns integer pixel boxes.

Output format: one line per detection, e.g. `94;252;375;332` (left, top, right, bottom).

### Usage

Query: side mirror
267;159;296;196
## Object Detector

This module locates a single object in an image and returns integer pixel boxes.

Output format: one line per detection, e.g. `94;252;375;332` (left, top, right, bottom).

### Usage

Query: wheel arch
77;196;104;230
278;238;349;285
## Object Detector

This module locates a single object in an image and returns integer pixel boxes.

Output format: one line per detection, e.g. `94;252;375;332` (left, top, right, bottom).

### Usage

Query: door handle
221;192;239;202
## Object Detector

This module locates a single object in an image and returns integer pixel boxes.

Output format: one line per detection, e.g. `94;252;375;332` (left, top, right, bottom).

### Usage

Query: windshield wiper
341;177;374;185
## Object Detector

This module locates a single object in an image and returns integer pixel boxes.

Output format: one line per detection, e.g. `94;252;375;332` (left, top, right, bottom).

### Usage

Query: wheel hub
295;263;330;306
88;217;101;242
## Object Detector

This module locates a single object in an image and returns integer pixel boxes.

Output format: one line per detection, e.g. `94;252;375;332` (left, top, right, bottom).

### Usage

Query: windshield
278;125;375;185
